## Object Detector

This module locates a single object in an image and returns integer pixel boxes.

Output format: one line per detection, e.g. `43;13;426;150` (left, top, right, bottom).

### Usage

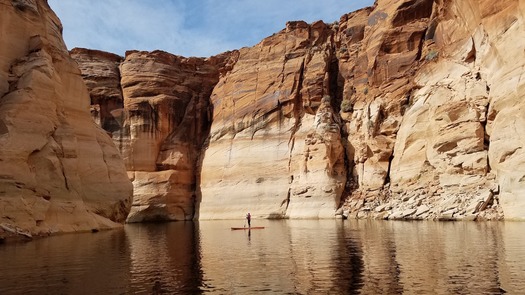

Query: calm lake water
1;220;524;294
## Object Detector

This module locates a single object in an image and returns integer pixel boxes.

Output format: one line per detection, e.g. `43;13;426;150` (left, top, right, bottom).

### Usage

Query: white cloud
48;0;374;57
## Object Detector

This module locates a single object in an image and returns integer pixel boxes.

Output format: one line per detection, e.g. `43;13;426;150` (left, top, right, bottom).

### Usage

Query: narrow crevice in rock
415;28;427;61
384;154;394;186
193;134;211;220
338;139;354;209
287;59;306;170
326;45;353;210
483;98;492;174
464;38;476;63
116;64;127;153
284;187;291;212
329;48;343;112
51;133;70;191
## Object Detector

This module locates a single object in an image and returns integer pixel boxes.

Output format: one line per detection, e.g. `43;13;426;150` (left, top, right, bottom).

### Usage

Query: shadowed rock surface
71;48;236;222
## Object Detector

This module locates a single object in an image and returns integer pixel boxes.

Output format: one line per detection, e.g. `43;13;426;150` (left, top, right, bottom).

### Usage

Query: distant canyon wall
70;48;236;222
73;0;525;221
0;0;133;241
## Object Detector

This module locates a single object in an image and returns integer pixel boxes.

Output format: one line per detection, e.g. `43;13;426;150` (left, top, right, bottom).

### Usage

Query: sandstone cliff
74;0;525;221
71;48;236;222
199;20;346;219
0;0;133;241
338;0;524;221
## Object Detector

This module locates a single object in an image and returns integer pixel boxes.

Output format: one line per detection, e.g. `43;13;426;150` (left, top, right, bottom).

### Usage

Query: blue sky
48;0;374;57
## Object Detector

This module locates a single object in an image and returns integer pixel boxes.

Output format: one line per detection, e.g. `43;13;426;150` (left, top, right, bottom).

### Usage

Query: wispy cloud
48;0;374;57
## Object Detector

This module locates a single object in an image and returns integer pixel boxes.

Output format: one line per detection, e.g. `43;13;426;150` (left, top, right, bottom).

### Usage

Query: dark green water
0;220;523;294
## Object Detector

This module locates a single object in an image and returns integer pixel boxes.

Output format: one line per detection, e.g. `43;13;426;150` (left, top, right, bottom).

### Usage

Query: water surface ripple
0;220;523;294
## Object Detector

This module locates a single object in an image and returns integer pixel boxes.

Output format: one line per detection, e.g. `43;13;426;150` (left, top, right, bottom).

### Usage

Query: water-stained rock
72;47;237;222
198;21;345;219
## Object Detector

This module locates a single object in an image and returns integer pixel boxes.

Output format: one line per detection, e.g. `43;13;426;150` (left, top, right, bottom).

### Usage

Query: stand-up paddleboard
231;227;265;230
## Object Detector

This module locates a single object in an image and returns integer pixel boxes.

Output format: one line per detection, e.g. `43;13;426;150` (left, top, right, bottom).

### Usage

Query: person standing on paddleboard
246;213;251;228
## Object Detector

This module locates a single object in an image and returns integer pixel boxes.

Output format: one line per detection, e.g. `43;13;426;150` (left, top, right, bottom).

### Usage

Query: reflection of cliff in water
1;220;525;293
124;220;524;294
336;224;366;293
125;222;203;294
338;220;519;294
0;230;132;293
336;220;404;294
197;220;366;293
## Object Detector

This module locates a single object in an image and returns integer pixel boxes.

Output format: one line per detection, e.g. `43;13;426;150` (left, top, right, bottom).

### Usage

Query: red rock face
72;48;236;221
74;0;525;221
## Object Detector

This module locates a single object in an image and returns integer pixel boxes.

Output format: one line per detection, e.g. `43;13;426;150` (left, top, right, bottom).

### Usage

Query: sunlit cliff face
74;0;525;222
0;0;132;240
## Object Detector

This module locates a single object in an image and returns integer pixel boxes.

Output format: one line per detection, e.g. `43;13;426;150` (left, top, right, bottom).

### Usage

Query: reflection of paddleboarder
246;212;251;228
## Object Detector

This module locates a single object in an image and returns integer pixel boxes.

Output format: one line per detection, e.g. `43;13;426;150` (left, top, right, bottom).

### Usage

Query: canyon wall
199;21;347;219
0;0;133;241
71;48;236;222
73;0;525;221
339;0;525;221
